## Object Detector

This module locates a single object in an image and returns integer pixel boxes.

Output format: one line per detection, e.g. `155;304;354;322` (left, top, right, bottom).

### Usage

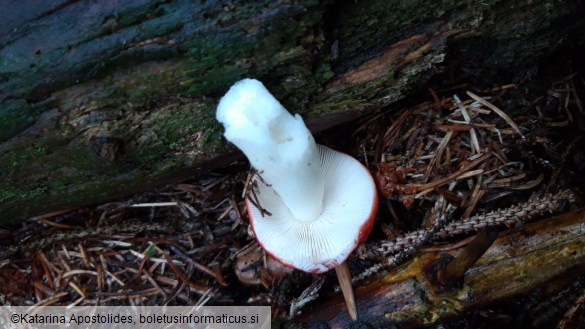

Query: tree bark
295;207;585;328
1;0;584;223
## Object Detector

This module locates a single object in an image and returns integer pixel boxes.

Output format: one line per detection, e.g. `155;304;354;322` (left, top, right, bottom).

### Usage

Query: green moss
0;54;234;222
1;141;117;202
186;2;331;111
201;120;225;153
9;144;47;167
0;190;16;203
121;98;226;170
0;186;48;204
186;38;264;95
310;68;397;117
82;60;188;111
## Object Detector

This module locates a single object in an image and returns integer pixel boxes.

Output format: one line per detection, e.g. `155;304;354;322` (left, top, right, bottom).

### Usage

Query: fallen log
1;0;584;223
296;207;585;328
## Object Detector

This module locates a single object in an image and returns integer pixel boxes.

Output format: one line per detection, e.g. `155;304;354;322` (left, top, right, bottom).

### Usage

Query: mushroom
216;78;378;320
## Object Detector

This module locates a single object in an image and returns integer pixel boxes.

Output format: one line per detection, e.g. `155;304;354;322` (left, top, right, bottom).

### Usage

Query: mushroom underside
247;145;377;273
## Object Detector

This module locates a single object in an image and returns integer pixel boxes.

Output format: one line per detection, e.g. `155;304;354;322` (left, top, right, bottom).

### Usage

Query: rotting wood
1;0;584;223
295;207;585;328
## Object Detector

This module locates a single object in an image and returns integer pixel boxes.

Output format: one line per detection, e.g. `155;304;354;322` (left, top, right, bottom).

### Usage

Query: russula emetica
216;78;378;320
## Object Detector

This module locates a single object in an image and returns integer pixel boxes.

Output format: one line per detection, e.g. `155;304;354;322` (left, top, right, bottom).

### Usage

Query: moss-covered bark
1;0;584;222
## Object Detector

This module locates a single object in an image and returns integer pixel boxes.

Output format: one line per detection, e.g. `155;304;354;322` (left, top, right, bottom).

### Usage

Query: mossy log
1;0;584;223
295;207;585;328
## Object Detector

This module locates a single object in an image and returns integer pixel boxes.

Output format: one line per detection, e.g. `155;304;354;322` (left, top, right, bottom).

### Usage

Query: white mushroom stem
216;79;324;222
217;79;376;321
335;262;358;321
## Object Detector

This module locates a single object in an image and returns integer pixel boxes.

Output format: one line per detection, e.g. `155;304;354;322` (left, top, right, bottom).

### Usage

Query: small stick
351;197;453;284
335;262;357;320
376;190;575;255
289;277;325;318
246;175;273;217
